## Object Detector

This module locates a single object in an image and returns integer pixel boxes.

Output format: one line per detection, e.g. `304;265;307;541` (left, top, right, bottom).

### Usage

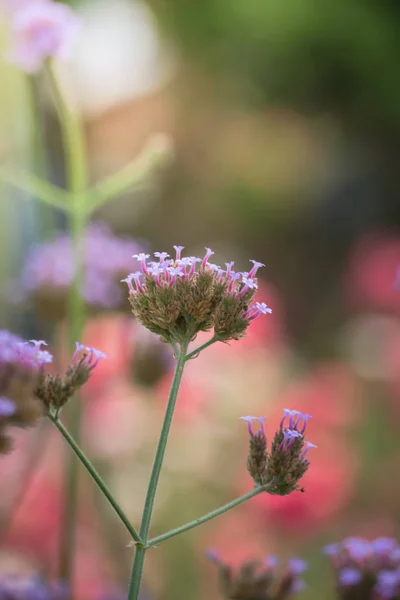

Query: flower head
242;408;315;494
0;573;67;599
127;246;270;345
325;536;400;598
35;342;106;413
0;330;54;452
6;0;80;73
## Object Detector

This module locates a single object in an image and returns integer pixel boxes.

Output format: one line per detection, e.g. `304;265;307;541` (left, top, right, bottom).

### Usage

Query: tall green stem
46;63;88;584
49;415;141;544
127;343;188;600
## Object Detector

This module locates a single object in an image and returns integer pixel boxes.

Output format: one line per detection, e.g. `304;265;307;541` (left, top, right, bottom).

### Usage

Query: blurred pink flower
6;0;80;73
345;232;400;315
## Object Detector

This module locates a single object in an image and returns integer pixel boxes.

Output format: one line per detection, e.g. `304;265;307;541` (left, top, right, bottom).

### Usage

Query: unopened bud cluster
122;247;271;344
0;331;52;452
207;550;307;600
241;409;317;495
35;342;106;412
324;536;400;599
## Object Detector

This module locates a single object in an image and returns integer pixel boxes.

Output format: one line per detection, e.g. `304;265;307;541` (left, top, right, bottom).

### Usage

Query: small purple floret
240;415;266;437
287;558;308;576
339;567;362;587
301;441;317;459
73;342;106;369
248;260;265;279
0;397;16;417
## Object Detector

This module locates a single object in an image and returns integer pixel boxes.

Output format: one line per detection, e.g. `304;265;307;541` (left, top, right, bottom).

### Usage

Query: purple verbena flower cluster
324;536;400;599
0;329;105;448
2;0;80;73
0;573;67;600
17;222;147;313
208;549;308;599
241;409;317;495
123;246;271;344
0;331;53;451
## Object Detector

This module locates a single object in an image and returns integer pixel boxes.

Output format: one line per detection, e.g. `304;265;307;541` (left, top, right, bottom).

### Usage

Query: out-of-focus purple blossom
16;222;148;311
0;574;66;599
208;551;306;599
287;558;308;576
4;0;80;73
0;396;16;417
0;331;51;451
0;330;53;373
325;536;400;598
339;567;363;586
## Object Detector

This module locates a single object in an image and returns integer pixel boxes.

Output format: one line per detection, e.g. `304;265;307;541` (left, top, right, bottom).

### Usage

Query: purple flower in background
17;222;148;311
325;536;400;598
0;331;52;448
0;574;67;599
208;551;306;599
0;397;16;417
287;558;308;576
5;0;80;73
339;567;363;586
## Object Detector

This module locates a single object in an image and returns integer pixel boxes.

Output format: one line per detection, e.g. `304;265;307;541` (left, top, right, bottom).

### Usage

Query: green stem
46;64;88;194
0;166;70;212
46;61;89;584
86;136;171;214
49;414;142;544
127;342;188;600
186;335;218;360
146;486;270;547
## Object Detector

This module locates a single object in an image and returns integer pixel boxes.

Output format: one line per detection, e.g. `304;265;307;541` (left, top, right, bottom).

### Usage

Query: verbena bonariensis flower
16;222;147;315
0;573;67;599
324;536;400;600
240;409;317;495
4;0;80;73
0;331;52;452
208;550;307;599
123;247;271;344
35;341;106;412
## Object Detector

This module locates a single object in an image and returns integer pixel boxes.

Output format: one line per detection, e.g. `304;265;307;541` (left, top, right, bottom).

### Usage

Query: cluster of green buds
241;409;317;495
121;247;271;345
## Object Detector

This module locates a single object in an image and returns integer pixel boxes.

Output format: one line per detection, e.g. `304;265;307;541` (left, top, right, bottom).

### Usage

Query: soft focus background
1;0;400;598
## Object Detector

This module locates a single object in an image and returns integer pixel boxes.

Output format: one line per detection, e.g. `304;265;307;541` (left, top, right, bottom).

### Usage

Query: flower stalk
127;341;189;600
